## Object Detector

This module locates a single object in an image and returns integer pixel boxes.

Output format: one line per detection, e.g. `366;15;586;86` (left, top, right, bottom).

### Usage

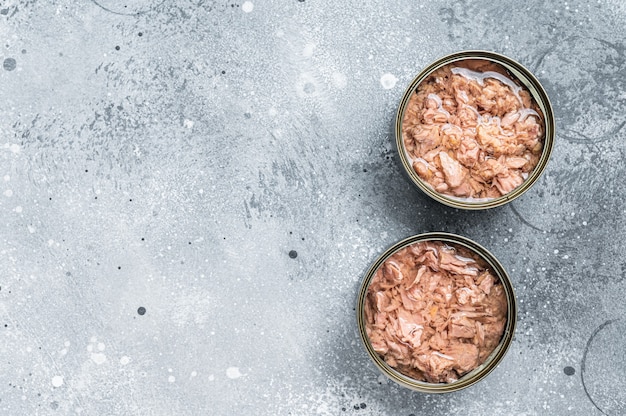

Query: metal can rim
356;232;518;393
395;50;555;210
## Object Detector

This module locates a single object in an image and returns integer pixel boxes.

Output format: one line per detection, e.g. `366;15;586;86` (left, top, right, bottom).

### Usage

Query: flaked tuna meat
364;241;508;383
402;59;545;200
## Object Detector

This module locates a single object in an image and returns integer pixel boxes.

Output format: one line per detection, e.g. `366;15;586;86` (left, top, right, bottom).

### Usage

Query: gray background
1;0;625;415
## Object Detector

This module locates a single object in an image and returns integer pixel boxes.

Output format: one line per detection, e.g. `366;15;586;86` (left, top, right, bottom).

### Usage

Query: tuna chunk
493;171;524;195
442;343;480;373
438;151;466;188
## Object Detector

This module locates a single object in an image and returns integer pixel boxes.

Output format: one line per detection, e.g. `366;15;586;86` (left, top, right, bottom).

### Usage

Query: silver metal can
356;232;517;393
396;50;555;209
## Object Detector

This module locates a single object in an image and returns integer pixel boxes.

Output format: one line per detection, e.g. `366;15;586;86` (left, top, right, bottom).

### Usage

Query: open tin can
356;232;517;393
396;50;555;209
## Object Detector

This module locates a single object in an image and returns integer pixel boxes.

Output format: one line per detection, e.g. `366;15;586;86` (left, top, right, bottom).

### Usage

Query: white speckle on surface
9;143;20;153
554;249;559;254
15;206;22;213
28;225;36;233
302;43;315;57
4;189;13;197
332;72;347;89
64;341;70;347
87;344;93;352
183;119;194;128
380;73;397;89
3;175;9;181
242;1;253;12
168;375;176;383
582;221;587;226
97;342;105;351
60;349;67;355
120;356;130;365
90;352;106;365
208;374;215;381
191;371;197;377
226;367;241;379
90;336;97;343
51;376;64;387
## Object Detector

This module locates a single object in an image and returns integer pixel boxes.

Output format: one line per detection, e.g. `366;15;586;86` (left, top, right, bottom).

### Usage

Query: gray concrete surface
1;0;625;415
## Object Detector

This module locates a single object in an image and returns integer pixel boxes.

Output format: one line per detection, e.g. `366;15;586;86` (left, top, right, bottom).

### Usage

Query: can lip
356;232;518;393
395;50;555;210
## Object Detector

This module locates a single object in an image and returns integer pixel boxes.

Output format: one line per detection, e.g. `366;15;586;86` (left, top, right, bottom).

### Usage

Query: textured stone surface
1;0;625;415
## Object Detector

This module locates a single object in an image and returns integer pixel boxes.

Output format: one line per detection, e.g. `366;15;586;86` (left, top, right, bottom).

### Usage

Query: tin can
395;50;555;209
356;232;517;393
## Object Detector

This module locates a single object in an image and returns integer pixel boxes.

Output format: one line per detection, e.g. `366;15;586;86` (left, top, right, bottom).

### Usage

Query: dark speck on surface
115;45;120;50
564;366;575;376
0;8;8;15
289;250;298;259
221;70;226;74
21;49;26;54
137;307;146;316
360;403;366;409
138;32;143;36
3;58;16;71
